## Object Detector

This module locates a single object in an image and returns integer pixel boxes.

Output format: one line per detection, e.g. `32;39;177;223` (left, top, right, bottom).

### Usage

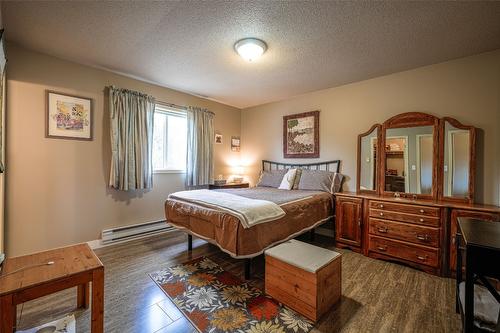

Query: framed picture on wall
46;91;93;140
283;110;320;158
231;136;240;152
215;133;223;144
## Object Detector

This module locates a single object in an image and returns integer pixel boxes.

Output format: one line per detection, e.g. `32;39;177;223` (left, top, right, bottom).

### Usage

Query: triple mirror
357;112;475;203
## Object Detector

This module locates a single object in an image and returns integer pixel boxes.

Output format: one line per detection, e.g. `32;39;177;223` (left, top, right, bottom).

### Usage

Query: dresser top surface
335;192;500;213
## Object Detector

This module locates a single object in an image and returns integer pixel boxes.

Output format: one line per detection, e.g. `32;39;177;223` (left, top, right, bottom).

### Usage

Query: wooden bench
265;239;341;322
0;243;104;333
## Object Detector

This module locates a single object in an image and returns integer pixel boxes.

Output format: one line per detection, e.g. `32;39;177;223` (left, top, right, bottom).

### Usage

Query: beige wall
242;50;500;206
6;44;241;256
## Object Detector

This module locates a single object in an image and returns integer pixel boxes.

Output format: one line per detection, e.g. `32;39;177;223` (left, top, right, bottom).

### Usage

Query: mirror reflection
359;127;378;191
443;121;470;198
385;126;434;194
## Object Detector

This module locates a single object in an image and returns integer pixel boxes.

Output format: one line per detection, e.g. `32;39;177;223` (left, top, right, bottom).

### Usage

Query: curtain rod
156;100;215;116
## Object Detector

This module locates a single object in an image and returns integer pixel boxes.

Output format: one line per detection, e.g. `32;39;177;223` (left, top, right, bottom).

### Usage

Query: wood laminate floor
14;231;461;332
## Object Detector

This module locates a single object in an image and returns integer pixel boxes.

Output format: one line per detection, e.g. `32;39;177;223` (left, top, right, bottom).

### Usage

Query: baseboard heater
101;220;174;245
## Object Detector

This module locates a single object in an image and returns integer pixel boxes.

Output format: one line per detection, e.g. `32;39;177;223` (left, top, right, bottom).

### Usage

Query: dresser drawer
369;235;439;268
369;209;440;227
369;200;440;217
369;218;440;247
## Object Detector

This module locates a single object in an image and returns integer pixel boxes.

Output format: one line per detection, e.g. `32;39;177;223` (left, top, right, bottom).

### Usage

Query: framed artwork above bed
283;110;319;158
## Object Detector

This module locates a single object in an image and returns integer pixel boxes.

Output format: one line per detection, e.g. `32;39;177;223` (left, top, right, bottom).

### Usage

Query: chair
456;232;500;332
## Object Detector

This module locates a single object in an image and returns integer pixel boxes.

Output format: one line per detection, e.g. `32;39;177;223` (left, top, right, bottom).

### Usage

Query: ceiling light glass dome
234;38;267;62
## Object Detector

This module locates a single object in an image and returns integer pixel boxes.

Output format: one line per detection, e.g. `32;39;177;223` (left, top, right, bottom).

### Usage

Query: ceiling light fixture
234;38;267;62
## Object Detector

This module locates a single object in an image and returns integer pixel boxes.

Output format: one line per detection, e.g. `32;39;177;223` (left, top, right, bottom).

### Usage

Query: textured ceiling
3;1;500;108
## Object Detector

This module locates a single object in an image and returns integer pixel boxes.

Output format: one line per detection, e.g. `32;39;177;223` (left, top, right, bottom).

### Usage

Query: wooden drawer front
368;235;439;268
265;256;317;308
369;209;440;227
369;218;439;247
370;201;440;217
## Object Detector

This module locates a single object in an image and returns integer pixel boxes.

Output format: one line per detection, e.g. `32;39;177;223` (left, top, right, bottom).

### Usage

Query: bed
164;160;341;278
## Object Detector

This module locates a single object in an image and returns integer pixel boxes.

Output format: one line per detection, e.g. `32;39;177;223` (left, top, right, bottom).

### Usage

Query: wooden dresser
335;192;500;276
346;112;500;277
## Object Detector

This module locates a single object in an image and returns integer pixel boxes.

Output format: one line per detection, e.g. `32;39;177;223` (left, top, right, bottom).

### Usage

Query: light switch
411;165;416;171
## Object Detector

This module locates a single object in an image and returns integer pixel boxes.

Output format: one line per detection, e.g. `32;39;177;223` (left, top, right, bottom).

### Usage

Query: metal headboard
262;160;341;173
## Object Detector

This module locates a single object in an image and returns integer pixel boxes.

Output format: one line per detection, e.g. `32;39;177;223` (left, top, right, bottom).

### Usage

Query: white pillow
278;169;298;190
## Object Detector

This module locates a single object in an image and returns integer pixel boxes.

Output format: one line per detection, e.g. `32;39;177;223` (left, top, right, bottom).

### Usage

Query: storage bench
264;239;341;321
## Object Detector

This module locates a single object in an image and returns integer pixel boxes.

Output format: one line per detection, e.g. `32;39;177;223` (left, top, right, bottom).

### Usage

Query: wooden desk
0;243;104;333
457;218;500;332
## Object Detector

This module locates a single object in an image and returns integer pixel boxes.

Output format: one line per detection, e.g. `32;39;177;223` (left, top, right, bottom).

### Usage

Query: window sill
154;170;186;174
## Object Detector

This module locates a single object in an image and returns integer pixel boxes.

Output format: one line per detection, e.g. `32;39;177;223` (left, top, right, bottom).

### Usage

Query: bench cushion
265;239;341;273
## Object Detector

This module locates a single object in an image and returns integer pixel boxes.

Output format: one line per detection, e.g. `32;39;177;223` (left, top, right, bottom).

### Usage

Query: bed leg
187;234;192;251
244;259;252;280
310;228;315;242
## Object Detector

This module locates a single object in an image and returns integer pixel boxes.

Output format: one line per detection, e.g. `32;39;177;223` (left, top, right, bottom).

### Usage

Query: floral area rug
149;257;313;333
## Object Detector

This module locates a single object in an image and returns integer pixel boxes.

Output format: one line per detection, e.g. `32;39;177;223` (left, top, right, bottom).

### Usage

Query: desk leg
77;282;90;309
91;267;104;333
464;250;474;333
0;294;15;333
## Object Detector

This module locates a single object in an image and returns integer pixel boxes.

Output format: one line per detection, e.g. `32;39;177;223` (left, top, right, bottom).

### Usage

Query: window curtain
108;86;155;191
186;107;214;188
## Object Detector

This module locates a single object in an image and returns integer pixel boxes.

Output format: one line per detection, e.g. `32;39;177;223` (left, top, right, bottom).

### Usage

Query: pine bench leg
0;294;15;333
77;282;90;309
91;267;104;333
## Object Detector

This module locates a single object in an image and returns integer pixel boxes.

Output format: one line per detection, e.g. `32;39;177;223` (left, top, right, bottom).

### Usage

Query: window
153;104;187;172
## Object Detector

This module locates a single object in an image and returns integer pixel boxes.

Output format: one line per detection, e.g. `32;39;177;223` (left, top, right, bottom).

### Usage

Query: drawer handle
377;246;387;252
379;204;384;208
419;209;425;213
416;234;429;241
379;212;384;217
416;255;428;262
378;227;388;233
419;218;424;222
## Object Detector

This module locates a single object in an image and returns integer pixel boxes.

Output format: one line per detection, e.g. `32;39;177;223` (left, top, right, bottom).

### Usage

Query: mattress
165;187;334;258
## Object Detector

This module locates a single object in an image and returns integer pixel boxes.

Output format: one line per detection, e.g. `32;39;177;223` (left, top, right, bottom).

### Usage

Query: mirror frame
438;117;476;204
356;112;477;203
380;112;440;200
356;124;382;194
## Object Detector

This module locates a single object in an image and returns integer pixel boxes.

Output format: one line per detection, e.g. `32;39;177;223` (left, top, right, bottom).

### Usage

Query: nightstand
209;182;250;189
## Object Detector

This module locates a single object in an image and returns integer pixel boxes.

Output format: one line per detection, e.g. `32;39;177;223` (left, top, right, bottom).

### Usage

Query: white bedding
168;189;286;228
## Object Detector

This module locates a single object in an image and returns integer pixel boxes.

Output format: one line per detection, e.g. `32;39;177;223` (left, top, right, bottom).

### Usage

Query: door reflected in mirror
444;122;470;198
385;126;434;195
385;137;407;193
359;127;378;191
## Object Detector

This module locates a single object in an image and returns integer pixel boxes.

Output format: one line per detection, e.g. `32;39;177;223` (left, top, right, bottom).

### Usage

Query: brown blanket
165;188;333;258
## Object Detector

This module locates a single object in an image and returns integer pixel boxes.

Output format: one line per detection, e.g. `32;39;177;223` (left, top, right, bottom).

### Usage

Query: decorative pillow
257;169;288;188
298;170;344;193
292;168;302;190
278;169;298;190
